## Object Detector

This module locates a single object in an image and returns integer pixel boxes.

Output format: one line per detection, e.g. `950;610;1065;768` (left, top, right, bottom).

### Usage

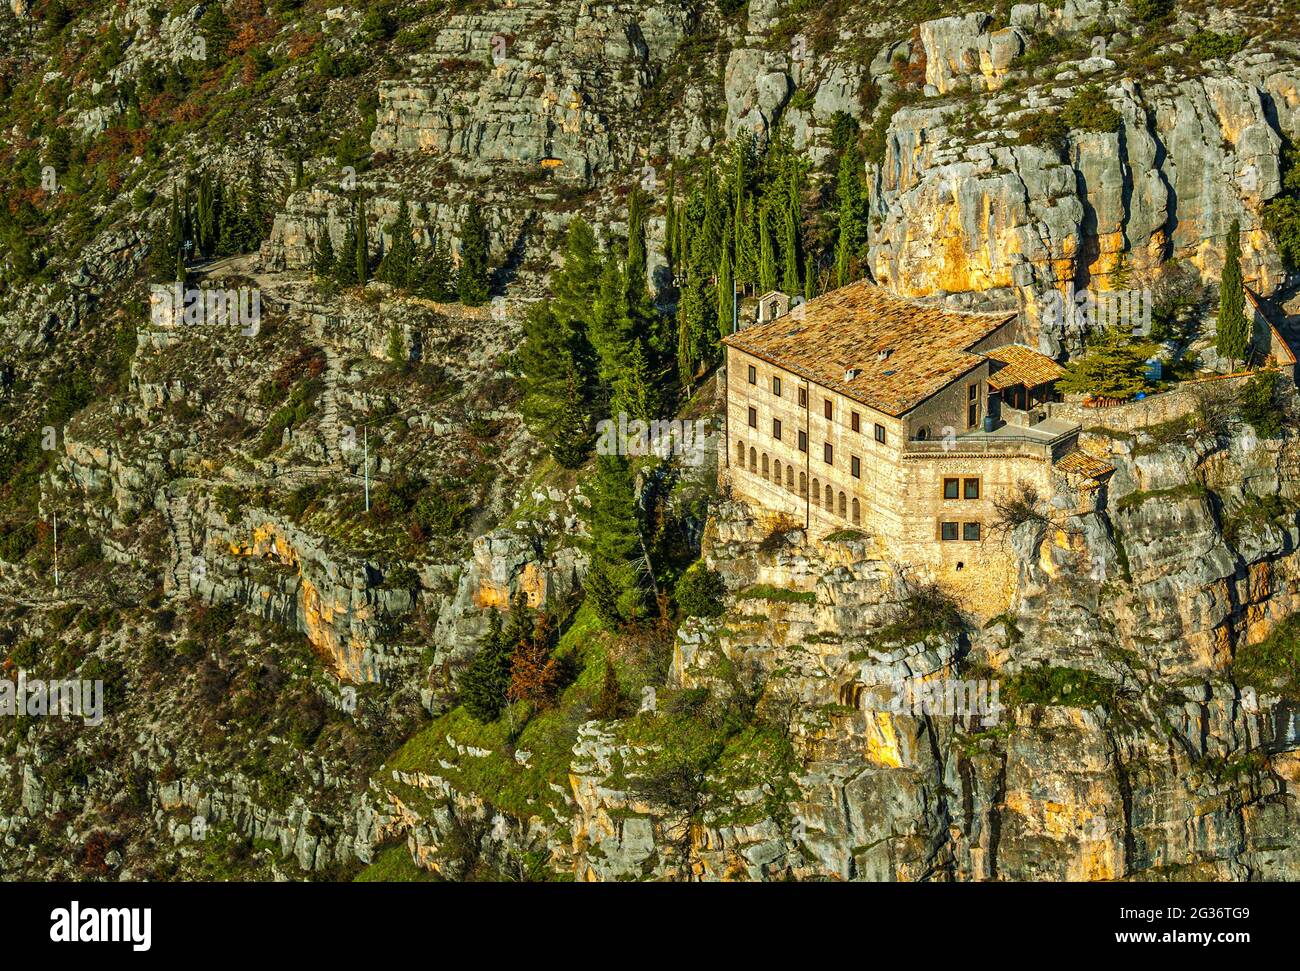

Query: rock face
369;0;689;181
868;60;1296;352
921;14;1026;94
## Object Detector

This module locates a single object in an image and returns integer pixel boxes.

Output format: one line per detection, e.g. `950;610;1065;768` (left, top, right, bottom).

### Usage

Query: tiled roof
1055;448;1115;481
722;280;1015;416
984;344;1067;390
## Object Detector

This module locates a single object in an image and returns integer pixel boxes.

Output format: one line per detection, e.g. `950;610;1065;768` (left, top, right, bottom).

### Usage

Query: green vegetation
675;562;726;617
736;584;816;605
1233;613;1300;699
1216;219;1248;369
1003;665;1117;708
1057;328;1152;400
1240;369;1284;438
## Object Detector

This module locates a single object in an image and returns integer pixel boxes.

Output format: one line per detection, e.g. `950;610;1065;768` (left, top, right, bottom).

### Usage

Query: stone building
720;280;1109;610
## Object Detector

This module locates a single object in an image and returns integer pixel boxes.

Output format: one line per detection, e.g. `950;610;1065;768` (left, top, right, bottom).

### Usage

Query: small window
772;376;781;397
943;478;960;500
851;455;861;478
748;365;757;385
798;388;808;408
773;418;782;441
823;442;833;465
964;478;980;500
963;522;981;542
824;399;833;420
874;423;886;444
797;430;807;452
851;412;861;433
968;383;978;401
940;522;959;542
747;406;757;428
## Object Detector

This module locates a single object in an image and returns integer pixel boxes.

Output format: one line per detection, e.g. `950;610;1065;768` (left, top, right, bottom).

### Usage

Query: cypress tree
781;169;802;294
716;244;734;340
836;143;868;288
611;340;659;423
758;203;777;293
1216;218;1248;369
804;253;816;300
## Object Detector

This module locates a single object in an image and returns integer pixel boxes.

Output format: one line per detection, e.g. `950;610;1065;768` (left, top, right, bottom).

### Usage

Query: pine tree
377;200;415;289
336;203;358;285
460;611;514;722
591;658;628;720
1057;328;1150;400
676;271;716;387
1216;218;1248;369
587;453;649;628
354;191;369;285
590;256;638;393
457;206;491;306
312;219;336;278
611;340;659;423
551;364;594;469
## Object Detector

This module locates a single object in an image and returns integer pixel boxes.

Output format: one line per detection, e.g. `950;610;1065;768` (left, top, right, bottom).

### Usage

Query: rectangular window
851;455;861;478
874;423;886;444
940;522;959;542
798;388;808;408
824;399;833;420
797;430;807;452
851;412;861;433
748;365;757;385
967;382;980;428
943;478;960;500
773;418;782;441
747;406;757;428
823;442;833;465
963;522;981;542
772;376;781;397
964;477;980;500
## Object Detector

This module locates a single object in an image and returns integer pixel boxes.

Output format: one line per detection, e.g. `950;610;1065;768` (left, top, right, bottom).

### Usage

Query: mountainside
2;0;1300;881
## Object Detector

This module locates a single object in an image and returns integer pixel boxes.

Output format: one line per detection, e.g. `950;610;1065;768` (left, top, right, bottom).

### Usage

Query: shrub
1240;370;1283;439
1130;0;1173;22
1003;665;1116;707
1060;85;1122;134
675;563;726;618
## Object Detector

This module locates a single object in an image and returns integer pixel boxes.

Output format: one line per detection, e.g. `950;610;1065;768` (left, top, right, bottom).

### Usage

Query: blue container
1144;358;1162;382
983;415;995;433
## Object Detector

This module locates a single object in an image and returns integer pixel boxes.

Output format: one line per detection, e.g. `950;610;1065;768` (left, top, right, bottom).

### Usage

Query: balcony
904;415;1078;460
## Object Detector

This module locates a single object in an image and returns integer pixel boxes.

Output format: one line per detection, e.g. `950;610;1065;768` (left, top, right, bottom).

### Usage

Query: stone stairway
163;491;194;601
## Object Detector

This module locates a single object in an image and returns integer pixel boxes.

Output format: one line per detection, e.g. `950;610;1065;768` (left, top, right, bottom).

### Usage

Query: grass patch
354;843;437;882
1003;665;1117;708
736;584;816;604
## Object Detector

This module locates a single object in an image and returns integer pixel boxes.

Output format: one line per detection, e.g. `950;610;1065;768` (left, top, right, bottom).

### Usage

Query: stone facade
722;341;1071;613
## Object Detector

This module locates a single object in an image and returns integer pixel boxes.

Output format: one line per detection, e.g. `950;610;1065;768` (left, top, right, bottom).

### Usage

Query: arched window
800;472;807;497
761;453;769;478
737;439;746;464
773;459;782;485
852;498;861;525
811;477;820;503
786;466;795;491
838;492;847;518
825;484;834;511
749;447;756;472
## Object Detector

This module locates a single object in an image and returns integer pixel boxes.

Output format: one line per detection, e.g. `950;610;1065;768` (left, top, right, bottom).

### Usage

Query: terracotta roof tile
722;280;1015;416
1055;448;1115;480
984;344;1067;391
